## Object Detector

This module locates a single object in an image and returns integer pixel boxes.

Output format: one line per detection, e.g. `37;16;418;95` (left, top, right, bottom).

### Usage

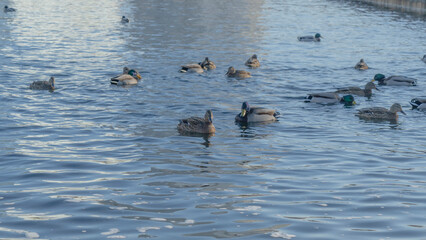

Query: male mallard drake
121;16;129;23
373;73;417;86
235;102;278;123
335;82;379;98
30;77;55;91
180;63;204;73
354;59;369;70
421;55;426;63
4;5;16;12
305;92;356;106
177;110;215;134
409;98;426;110
245;54;260;68
226;67;251;78
356;103;406;121
199;57;216;70
111;67;142;85
297;33;322;42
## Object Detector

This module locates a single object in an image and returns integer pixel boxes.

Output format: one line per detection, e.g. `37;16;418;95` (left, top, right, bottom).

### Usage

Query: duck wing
250;107;276;116
309;92;339;99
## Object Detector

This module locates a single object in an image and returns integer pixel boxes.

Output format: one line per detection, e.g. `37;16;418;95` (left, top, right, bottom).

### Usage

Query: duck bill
375;87;380;91
136;73;142;80
352;101;356;105
241;109;247;117
401;110;406;115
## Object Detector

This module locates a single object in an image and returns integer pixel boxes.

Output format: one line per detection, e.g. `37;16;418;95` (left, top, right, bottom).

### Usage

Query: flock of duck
5;6;424;135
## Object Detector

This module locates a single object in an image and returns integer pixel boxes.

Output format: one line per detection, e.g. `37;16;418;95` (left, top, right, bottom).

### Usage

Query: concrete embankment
356;0;426;14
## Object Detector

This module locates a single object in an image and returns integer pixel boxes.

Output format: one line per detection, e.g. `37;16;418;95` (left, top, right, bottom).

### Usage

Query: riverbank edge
354;0;426;14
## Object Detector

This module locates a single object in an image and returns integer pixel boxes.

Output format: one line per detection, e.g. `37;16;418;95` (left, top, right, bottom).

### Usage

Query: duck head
251;54;258;59
226;67;236;76
314;33;322;39
390;103;406;115
373;73;386;83
240;102;250;117
204;110;213;123
341;95;356;106
128;69;141;80
49;77;55;89
365;82;379;91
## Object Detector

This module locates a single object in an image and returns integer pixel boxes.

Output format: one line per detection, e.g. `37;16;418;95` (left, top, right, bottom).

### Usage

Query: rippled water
1;0;426;239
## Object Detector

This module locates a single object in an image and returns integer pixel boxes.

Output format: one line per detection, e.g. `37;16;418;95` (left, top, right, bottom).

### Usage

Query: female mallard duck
305;92;356;106
421;55;426;63
226;67;251;78
30;77;55;91
121;16;129;23
354;59;369;70
4;5;16;12
110;67;142;85
410;98;426;110
297;33;322;42
373;73;417;86
199;57;216;70
335;82;379;98
245;54;260;68
177;110;215;134
356;103;406;121
180;63;204;73
235;102;278;123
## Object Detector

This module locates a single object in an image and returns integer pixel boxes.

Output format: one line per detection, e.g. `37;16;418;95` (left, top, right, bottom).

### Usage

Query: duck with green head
226;67;251;79
177;110;215;134
4;5;16;12
245;54;260;68
111;67;142;85
305;92;356;106
373;73;417;86
354;59;369;70
297;33;322;42
335;82;379;99
356;103;406;121
30;77;55;91
235;102;278;123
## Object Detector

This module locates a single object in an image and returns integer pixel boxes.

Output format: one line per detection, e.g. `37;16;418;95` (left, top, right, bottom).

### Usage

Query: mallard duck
4;5;16;12
177;110;215;134
356;103;406;121
335;82;379;98
235;102;278;123
30;77;55;91
180;63;204;73
305;92;356;106
421;55;426;63
297;33;322;42
409;98;426;110
121;16;129;23
226;67;251;78
110;67;141;85
354;59;369;70
199;57;216;70
373;73;417;86
245;54;260;68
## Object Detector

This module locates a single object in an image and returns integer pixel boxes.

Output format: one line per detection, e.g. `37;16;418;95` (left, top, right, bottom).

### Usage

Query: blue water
1;0;426;239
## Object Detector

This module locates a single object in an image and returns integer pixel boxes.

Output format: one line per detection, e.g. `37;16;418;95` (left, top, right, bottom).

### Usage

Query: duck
235;102;278;123
180;63;205;73
4;5;16;12
305;92;356;106
177;110;215;134
356;103;406;121
335;82;379;98
110;67;142;85
373;73;417;86
30;77;55;91
421;55;426;63
354;59;369;70
121;16;129;23
297;33;322;42
245;54;260;68
409;98;426;110
226;67;251;78
199;57;216;70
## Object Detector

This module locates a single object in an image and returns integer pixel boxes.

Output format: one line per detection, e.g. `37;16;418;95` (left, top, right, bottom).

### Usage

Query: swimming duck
245;54;260;68
421;55;426;63
30;77;55;91
409;98;426;110
121;16;129;23
305;92;356;106
180;63;205;73
373;73;417;86
235;102;278;123
297;33;322;42
356;103;406;121
177;110;215;134
4;5;16;12
199;57;216;70
110;67;142;85
335;82;379;98
226;67;251;78
354;59;369;70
